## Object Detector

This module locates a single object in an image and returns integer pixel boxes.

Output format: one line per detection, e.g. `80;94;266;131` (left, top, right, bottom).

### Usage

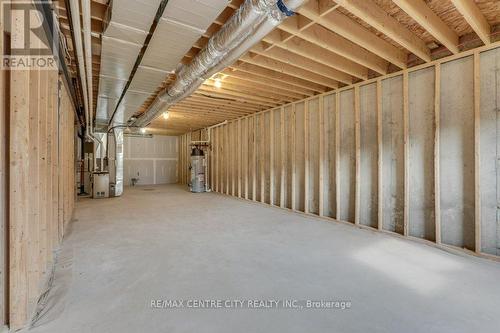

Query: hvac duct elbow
133;0;304;127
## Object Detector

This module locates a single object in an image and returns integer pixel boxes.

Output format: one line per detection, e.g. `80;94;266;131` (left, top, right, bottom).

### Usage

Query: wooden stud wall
178;43;500;262
8;64;76;329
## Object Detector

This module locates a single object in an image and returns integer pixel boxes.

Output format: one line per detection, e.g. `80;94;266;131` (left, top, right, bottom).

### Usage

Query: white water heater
189;147;205;193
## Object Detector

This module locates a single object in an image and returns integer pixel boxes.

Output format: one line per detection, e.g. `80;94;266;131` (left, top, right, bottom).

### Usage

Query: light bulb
140;128;146;134
214;78;222;88
162;111;170;120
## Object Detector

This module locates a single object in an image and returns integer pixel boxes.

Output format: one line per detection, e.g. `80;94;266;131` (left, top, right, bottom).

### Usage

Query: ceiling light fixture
140;127;146;134
214;78;222;88
162;111;170;120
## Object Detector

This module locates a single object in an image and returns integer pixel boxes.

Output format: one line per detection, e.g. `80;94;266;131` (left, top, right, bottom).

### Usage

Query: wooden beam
279;20;389;75
198;86;280;107
240;54;339;89
218;72;308;99
298;4;408;68
204;79;296;102
234;61;329;92
451;0;491;45
264;31;368;80
392;0;460;54
224;68;315;96
253;42;356;84
335;0;431;62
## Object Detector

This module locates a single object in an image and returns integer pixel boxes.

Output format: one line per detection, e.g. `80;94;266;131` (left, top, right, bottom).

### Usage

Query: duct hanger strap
276;0;295;16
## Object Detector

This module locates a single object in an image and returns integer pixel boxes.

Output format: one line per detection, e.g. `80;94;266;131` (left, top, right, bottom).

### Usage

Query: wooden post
434;64;442;244
260;114;265;203
237;119;241;198
232;123;236;196
225;129;228;193
9;9;31;326
304;101;309;214
209;128;213;191
38;71;48;276
377;80;383;231
215;128;219;192
270;110;275;205
354;86;361;225
319;96;325;217
46;70;56;265
403;72;409;236
280;107;286;208
335;93;341;219
291;104;297;210
244;119;249;199
28;65;40;304
52;74;59;249
473;52;481;253
253;115;257;201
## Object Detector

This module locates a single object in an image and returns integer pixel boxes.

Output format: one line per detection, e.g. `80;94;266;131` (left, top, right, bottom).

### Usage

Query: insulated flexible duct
133;0;304;127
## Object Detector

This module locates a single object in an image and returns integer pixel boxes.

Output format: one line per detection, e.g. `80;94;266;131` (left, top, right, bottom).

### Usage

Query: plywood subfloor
25;185;500;333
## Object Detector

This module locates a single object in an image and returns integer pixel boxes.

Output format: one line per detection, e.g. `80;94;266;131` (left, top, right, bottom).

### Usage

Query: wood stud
175;43;500;266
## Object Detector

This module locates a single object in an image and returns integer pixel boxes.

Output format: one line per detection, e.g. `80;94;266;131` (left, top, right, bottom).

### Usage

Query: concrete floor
25;185;500;333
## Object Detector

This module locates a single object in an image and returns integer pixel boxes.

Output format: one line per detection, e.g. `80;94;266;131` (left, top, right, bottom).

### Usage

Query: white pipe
70;0;103;170
82;0;104;171
133;0;305;127
82;0;93;134
68;0;89;129
191;120;228;144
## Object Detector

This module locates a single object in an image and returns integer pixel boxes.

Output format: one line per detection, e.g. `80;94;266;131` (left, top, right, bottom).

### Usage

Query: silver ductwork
133;0;304;127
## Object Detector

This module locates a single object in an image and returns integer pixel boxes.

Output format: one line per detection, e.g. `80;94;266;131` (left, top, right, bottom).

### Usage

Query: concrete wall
123;135;178;186
179;45;500;259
